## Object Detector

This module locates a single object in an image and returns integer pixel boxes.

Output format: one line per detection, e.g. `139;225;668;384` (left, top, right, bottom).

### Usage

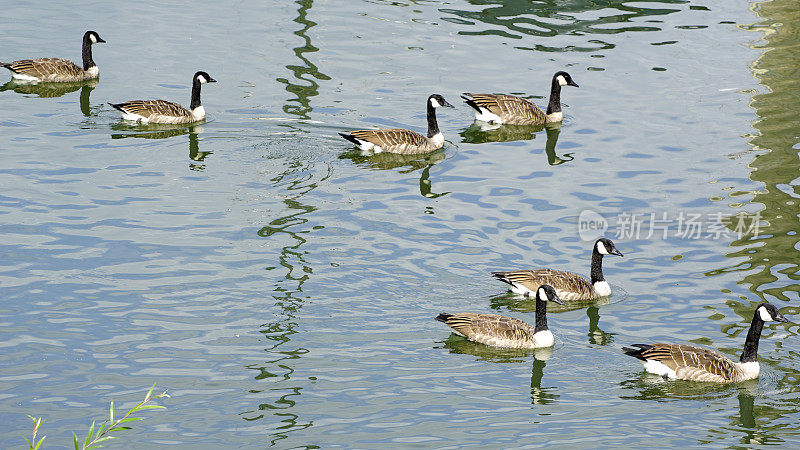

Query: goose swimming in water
339;94;454;154
2;31;106;83
436;284;563;349
462;71;579;125
623;302;789;382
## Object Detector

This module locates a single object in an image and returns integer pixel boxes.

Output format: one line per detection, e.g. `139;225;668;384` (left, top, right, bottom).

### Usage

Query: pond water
1;0;799;447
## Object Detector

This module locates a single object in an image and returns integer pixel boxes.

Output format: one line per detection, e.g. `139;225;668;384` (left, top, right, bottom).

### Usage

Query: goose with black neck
462;71;579;126
2;31;106;83
436;284;564;349
623;303;789;382
492;238;623;302
109;71;216;125
339;94;454;154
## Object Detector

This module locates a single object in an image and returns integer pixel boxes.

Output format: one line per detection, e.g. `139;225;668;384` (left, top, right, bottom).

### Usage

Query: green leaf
24;437;33;449
93;436;117;443
84;420;96;449
135;405;166;411
34;437;46;450
116;417;142;424
108;426;132;432
144;383;156;402
73;432;80;450
110;401;115;423
27;415;43;432
96;420;108;436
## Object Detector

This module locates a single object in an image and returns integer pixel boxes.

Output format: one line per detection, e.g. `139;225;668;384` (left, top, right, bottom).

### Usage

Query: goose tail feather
461;93;481;113
622;344;653;360
491;271;514;286
435;313;453;323
339;132;362;146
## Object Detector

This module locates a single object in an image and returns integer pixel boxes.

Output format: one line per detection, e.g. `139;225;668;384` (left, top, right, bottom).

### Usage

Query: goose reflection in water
586;306;615;346
110;124;211;165
488;294;615;347
530;349;559;405
437;335;558;405
489;289;609;315
732;392;775;446
619;378;779;444
619;369;761;401
339;149;450;198
1;79;98;116
461;122;574;166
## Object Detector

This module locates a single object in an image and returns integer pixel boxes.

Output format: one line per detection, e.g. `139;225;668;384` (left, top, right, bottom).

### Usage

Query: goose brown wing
349;128;434;154
465;93;546;125
495;268;594;296
115;100;191;120
3;58;83;80
440;313;533;343
636;343;737;382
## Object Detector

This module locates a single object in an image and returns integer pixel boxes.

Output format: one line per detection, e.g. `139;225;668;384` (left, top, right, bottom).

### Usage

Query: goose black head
757;302;789;323
553;71;578;88
85;31;106;44
536;284;564;305
595;237;623;257
194;71;217;84
428;94;454;109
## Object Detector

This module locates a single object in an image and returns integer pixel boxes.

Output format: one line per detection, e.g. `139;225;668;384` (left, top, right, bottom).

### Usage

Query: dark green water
1;0;799;447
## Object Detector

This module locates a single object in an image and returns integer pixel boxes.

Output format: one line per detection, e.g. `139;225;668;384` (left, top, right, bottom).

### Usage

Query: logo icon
578;210;608;241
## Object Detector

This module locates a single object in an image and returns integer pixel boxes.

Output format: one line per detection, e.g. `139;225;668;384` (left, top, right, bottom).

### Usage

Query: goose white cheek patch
556;75;567;86
537;287;547;299
197;75;207;84
759;306;773;322
430;98;441;108
596;241;609;255
90;34;98;43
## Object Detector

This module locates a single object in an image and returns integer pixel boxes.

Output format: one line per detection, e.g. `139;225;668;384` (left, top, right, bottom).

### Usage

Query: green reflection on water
440;0;688;52
240;2;336;445
699;0;800;445
250;183;320;445
276;0;332;119
708;0;800;304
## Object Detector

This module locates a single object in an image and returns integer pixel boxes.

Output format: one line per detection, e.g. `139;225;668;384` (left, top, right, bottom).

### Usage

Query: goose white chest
429;132;444;147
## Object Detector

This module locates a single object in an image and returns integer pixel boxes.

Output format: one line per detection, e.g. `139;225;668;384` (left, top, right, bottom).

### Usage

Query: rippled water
1;0;799;447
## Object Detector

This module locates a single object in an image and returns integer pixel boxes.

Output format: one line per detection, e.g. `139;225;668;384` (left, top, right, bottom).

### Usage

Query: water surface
1;0;799;447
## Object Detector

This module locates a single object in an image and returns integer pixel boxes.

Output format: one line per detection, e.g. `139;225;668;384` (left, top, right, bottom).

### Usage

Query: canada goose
109;71;216;124
1;31;105;83
435;284;564;349
339;94;454;154
492;238;623;302
462;71;579;125
623;303;789;382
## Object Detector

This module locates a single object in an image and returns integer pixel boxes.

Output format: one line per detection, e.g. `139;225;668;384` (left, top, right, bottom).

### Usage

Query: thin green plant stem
24;383;168;450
